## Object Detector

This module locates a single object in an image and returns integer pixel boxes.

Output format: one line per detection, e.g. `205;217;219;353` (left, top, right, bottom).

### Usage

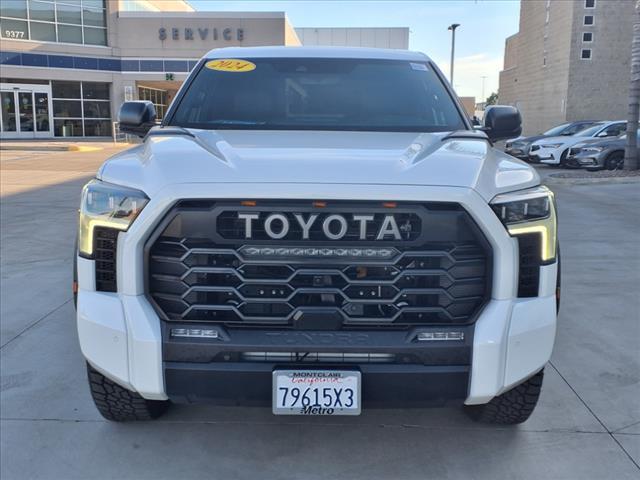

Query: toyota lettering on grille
238;212;411;241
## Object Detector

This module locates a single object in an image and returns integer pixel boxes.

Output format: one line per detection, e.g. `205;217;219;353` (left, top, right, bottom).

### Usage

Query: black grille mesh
147;201;491;328
94;227;118;292
517;234;541;297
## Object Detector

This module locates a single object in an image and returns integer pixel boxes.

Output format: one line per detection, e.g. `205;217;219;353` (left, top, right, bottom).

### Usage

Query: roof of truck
204;46;430;62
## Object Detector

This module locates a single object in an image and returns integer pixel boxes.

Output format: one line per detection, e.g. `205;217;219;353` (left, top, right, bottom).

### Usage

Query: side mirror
118;101;156;137
481;105;522;142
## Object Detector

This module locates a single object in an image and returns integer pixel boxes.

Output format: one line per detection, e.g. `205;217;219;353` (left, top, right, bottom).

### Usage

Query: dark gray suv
566;132;635;171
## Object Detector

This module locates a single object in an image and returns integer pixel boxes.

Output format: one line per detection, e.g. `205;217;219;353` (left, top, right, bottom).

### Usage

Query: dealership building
0;0;409;139
498;0;633;135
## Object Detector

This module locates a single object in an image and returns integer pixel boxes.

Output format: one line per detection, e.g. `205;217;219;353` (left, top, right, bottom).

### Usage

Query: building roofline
117;11;286;19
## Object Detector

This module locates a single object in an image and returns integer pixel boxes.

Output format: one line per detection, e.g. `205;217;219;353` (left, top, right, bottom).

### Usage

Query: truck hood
99;129;539;201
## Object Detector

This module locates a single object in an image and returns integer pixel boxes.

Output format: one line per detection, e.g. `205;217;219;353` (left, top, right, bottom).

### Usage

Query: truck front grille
239;352;397;363
94;227;118;292
146;201;491;328
517;233;541;297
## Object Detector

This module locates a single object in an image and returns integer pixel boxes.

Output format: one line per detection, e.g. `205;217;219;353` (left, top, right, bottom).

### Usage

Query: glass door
17;92;35;135
34;92;51;136
0;84;53;139
1;91;17;134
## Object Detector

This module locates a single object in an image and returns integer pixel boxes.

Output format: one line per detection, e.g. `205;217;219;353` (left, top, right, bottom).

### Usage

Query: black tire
87;363;169;421
558;149;570;167
605;151;624;171
465;369;544;425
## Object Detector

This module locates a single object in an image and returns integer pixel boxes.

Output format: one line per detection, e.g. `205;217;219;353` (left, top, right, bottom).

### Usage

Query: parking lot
0;146;639;479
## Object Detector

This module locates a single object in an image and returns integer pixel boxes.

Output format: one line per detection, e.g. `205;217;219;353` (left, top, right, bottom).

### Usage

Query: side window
600;123;626;137
565;124;585;135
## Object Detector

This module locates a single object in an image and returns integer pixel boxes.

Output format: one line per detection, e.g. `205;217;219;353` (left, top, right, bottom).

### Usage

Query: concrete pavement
1;148;639;479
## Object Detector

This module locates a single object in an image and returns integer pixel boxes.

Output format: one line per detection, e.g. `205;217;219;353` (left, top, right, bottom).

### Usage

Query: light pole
448;23;460;86
480;75;487;107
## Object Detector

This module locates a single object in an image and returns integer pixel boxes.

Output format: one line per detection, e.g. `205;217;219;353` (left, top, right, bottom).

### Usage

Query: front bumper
77;269;557;405
529;148;560;164
565;153;603;169
76;183;558;406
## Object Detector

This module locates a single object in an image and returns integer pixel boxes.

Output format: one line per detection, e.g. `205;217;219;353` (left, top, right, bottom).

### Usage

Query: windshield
576;124;605;137
543;123;570;136
169;58;466;132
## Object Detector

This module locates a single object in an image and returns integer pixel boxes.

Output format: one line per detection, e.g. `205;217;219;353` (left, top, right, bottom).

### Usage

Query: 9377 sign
4;30;25;39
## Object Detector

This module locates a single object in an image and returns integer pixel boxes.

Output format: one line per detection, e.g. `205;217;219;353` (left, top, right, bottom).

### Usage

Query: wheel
87;363;169;421
558;149;570;167
465;369;544;424
605;151;624;171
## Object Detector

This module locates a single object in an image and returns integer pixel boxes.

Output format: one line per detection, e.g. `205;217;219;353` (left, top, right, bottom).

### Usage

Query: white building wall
296;28;409;49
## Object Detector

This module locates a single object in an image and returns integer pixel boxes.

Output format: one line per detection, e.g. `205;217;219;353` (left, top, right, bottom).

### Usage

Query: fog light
416;331;464;341
171;328;219;339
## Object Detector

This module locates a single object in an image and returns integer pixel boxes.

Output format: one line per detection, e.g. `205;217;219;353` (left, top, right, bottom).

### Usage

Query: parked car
76;46;560;425
529;121;627;166
504;120;599;160
566;131;636;170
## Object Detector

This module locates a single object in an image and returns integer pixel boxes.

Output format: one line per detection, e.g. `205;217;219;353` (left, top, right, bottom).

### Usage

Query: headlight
490;186;558;263
78;179;149;257
582;146;604;153
541;143;562;149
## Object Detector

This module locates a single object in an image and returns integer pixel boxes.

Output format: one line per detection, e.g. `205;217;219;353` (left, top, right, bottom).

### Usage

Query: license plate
272;370;361;415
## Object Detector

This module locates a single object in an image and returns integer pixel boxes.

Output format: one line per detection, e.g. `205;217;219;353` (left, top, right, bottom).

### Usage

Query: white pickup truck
75;46;559;424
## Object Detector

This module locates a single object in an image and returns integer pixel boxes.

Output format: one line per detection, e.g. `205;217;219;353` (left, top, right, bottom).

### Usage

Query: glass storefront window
54;118;83;137
138;86;167;120
1;0;28;19
0;0;106;45
56;3;82;24
82;82;110;100
83;26;106;45
82;0;104;8
30;21;56;41
0;18;28;39
53;99;82;118
82;7;105;27
50;81;111;137
84;119;111;136
29;1;56;22
57;24;82;43
83;101;110;118
52;81;81;99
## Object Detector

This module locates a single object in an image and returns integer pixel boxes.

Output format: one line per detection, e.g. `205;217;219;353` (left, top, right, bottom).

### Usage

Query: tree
486;92;498;106
624;0;640;170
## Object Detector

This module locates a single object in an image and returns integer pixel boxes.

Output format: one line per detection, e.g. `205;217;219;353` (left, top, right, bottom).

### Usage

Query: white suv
529;120;627;166
75;47;559;424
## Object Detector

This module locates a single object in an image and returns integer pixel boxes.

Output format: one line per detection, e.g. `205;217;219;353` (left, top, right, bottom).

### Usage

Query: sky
187;0;521;102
